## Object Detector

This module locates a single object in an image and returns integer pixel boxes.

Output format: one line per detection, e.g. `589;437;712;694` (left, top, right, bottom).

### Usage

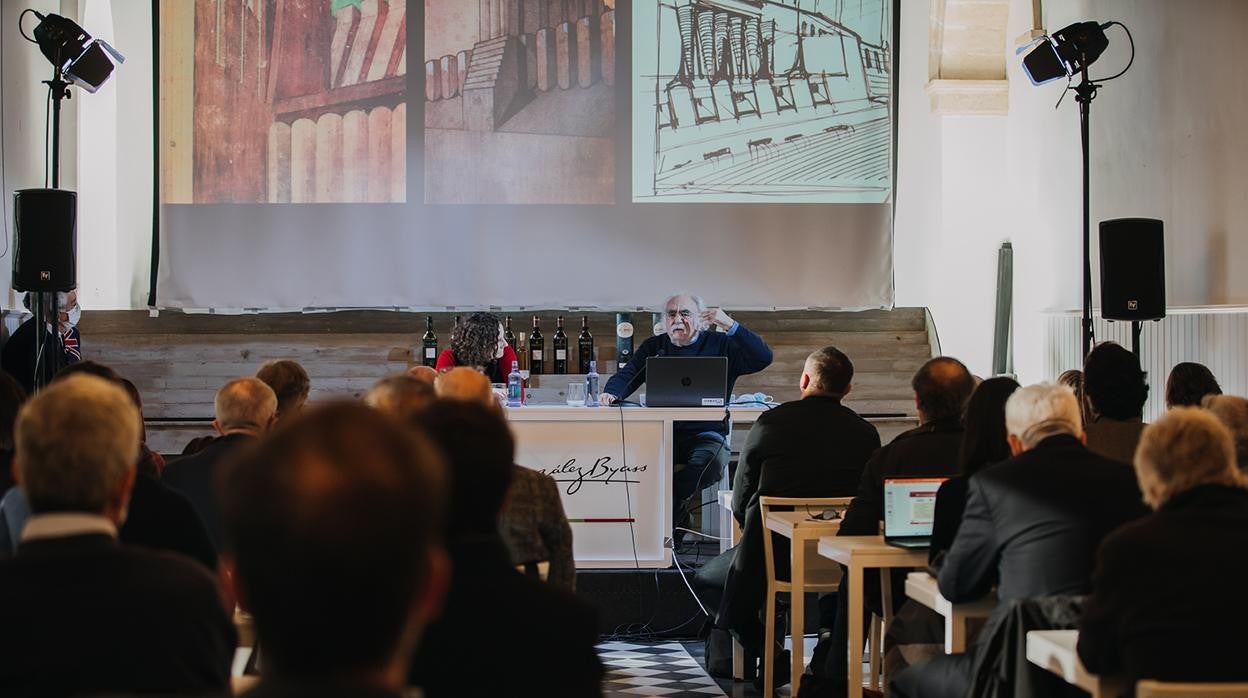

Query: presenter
601;294;773;540
434;312;520;384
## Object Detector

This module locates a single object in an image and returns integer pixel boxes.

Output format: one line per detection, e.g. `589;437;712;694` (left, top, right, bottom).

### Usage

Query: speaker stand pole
30;69;72;392
1074;63;1101;362
1130;321;1143;360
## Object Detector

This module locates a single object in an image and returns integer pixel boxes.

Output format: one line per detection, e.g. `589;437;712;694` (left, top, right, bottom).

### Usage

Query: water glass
566;382;587;406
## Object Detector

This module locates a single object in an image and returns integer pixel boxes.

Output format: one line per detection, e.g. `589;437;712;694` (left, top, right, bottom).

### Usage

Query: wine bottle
504;316;516;351
529;317;545;375
577;316;594;374
421;316;438;367
553;315;569;374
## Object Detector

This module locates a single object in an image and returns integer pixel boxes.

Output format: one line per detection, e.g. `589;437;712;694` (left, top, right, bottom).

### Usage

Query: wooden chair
1136;680;1248;697
759;496;882;698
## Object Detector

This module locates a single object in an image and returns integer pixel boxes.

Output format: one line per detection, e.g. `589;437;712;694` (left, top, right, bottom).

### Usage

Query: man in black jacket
408;400;604;697
165;376;277;550
1078;407;1248;685
810;357;974;694
0;374;234;696
892;383;1148;698
718;346;880;670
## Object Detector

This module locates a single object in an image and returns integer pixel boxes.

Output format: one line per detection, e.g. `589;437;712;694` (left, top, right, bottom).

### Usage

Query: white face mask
64;304;81;329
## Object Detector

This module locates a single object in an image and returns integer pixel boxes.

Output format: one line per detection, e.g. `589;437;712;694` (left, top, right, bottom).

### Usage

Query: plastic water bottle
585;360;600;407
507;361;523;407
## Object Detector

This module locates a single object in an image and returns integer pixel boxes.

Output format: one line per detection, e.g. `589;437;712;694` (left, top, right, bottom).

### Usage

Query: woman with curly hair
434;312;519;384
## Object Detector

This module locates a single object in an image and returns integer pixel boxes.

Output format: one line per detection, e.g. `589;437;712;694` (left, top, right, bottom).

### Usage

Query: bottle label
424;348;436;358
532;350;543;360
616;322;634;338
556;349;567;360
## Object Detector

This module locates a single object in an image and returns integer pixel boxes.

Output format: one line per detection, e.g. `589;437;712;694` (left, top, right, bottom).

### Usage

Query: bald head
215;377;278;435
434;367;494;406
911;357;975;423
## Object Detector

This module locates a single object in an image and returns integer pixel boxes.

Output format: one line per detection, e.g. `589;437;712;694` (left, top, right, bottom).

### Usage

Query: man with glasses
601;293;773;544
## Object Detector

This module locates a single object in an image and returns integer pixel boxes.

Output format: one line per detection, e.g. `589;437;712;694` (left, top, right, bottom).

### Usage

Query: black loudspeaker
1099;218;1165;321
12;188;77;292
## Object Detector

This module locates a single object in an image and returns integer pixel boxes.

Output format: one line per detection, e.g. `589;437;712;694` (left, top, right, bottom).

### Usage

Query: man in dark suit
408;400;604;697
165;376;277;550
717;346;880;676
223;403;449;698
0;374;234;696
892;383;1149;698
1078;407;1248;685
810;356;974;694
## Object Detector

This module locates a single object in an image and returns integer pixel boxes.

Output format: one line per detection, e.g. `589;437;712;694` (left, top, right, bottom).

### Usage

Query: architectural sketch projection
425;0;617;204
632;0;893;203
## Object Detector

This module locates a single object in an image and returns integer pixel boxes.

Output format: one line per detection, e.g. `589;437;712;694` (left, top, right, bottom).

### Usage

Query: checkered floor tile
599;641;727;697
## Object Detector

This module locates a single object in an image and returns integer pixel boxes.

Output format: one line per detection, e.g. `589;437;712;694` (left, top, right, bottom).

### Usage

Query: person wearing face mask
434;312;519;385
601;293;774;541
2;290;82;395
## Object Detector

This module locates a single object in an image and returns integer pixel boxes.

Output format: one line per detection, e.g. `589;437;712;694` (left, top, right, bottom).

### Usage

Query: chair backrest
758;496;853;588
1136;680;1248;697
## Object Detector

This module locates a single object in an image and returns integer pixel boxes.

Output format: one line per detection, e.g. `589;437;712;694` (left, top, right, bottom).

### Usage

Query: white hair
1005;383;1083;449
663;293;708;332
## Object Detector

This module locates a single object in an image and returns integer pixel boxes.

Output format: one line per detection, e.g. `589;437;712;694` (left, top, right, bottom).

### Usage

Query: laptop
883;477;948;549
645;356;728;407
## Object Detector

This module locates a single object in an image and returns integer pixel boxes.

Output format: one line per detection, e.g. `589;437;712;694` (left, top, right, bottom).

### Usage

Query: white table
1026;630;1126;697
904;572;996;653
817;536;928;698
504;405;763;568
765;510;847;694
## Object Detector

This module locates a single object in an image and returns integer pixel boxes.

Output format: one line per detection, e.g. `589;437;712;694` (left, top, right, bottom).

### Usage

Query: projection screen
155;0;897;310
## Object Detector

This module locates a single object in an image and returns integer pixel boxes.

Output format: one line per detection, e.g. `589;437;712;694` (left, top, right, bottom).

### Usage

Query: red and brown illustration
160;0;407;204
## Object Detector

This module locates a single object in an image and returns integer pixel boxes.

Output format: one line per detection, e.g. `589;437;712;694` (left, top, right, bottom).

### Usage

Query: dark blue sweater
603;322;773;437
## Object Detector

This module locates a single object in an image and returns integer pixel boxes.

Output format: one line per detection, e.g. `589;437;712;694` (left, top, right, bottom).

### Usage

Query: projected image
159;0;407;204
424;0;616;204
632;0;893;203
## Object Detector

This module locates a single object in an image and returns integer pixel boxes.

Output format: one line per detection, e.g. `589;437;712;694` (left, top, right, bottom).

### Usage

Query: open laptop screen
883;478;947;538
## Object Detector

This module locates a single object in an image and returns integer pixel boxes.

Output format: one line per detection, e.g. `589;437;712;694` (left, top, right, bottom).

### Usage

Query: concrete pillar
536;28;557;91
575;15;599;87
425;59;442;101
600;10;615;87
556;21;577;89
342;110;369;201
314;112;344;203
440;54;458;98
457;50;472;94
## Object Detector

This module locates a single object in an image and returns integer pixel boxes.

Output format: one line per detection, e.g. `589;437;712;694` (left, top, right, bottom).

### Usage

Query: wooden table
1026;630;1126;697
817;536;928;698
904;572;996;652
764;510;847;694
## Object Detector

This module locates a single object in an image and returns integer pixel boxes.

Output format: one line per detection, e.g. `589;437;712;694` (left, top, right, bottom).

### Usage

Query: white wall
895;0;1248;383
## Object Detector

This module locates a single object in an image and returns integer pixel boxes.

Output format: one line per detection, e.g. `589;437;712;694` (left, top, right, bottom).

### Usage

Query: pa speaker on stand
1099;217;1165;358
11;188;77;391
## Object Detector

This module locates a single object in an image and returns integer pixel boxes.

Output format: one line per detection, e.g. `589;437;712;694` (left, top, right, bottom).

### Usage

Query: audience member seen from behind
407;400;603;697
0;375;234;696
434;312;519;384
222;403;448;698
715;346;880;685
364;373;438;420
1202;394;1248;472
1082;342;1149;464
815;356;975;690
891;383;1148;698
408;364;439;385
256;359;311;422
928;376;1020;565
1164;361;1222;409
433;368;577;590
165;377;277;551
0;372;27;493
1078;408;1248;686
1056;369;1093;428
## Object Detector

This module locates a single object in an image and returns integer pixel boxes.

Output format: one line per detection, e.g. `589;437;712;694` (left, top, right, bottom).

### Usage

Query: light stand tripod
1073;63;1100;362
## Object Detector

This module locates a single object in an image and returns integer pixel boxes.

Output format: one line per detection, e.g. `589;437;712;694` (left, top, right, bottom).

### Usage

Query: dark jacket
121;471;219;572
242;678;403;698
408;535;603;697
164;432;254;551
838;417;964;537
1078;484;1248;684
603;323;773;437
0;533;235;696
0;320;80;395
938;434;1149;604
928;476;970;565
499;465;576;590
719;395;880;647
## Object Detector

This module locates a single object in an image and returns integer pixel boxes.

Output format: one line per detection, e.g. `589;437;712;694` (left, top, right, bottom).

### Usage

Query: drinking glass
566;382;587;406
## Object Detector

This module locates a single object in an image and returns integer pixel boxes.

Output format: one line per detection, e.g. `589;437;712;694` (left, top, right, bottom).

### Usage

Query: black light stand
1073;64;1100;362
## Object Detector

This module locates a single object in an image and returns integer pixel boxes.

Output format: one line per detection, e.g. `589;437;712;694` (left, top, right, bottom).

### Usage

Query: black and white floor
599;640;812;697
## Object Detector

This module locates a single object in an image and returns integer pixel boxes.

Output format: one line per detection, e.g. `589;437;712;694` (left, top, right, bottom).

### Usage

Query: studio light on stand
1019;20;1134;361
13;10;123;391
